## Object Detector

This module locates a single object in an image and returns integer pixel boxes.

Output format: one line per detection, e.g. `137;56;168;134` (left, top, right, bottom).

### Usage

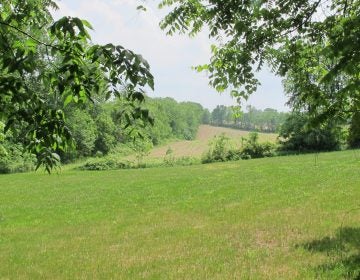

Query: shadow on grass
298;227;360;279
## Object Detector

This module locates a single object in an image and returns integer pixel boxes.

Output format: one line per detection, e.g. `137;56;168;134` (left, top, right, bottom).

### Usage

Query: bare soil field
149;125;278;158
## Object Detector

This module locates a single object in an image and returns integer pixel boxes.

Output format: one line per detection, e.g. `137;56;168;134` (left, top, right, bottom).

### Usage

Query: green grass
0;150;359;279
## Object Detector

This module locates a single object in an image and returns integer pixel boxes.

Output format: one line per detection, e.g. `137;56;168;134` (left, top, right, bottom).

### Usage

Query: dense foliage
202;132;276;163
348;111;360;148
278;112;344;152
0;0;153;172
159;0;360;123
0;120;36;174
145;98;205;143
53;97;206;162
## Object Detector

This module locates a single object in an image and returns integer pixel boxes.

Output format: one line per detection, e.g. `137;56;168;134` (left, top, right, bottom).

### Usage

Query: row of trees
204;105;289;132
63;97;205;160
0;96;206;173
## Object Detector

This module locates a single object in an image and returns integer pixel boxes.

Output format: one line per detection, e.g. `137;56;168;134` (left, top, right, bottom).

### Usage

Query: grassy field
0;150;359;279
148;125;278;159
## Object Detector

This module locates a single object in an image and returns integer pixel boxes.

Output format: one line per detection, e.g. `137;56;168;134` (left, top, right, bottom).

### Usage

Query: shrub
202;133;231;163
278;112;343;152
226;149;242;161
130;138;153;167
0;143;36;174
241;133;276;159
202;132;276;164
173;156;200;166
95;151;104;158
78;158;132;171
163;147;175;166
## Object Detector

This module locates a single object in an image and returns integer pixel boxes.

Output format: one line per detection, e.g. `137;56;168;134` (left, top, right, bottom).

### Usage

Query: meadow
0;150;359;279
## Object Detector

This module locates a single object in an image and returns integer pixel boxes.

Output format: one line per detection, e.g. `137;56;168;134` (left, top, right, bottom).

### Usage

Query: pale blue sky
54;0;288;111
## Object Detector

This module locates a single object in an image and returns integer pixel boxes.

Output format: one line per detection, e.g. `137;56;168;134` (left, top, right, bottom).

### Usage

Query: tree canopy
0;0;154;172
159;0;360;120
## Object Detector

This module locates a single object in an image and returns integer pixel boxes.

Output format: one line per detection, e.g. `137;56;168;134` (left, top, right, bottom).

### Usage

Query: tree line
0;97;206;173
63;96;205;160
203;105;289;133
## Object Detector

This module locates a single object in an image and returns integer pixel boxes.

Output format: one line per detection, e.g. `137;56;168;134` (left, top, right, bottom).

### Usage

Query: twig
0;20;60;50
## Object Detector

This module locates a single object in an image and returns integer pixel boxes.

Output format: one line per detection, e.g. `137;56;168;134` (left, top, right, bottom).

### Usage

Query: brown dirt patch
148;125;278;159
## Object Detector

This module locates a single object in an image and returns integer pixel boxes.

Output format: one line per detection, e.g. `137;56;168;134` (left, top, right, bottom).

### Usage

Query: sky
53;0;289;112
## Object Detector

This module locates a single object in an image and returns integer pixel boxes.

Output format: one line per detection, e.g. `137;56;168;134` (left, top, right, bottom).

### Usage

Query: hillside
148;125;278;158
0;150;359;279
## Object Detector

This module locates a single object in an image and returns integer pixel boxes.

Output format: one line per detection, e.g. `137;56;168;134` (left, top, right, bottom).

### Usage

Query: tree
143;99;173;145
281;41;353;124
93;113;117;155
130;137;153;167
211;105;228;125
0;122;6;157
159;0;360;120
348;111;360;148
181;101;204;139
66;109;97;157
0;0;154;172
278;111;343;152
202;109;211;124
208;105;287;132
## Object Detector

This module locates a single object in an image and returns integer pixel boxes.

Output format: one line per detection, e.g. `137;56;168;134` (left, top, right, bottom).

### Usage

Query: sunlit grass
0;150;359;279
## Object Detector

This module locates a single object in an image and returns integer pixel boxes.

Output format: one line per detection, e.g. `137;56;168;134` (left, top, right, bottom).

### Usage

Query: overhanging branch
0;20;60;50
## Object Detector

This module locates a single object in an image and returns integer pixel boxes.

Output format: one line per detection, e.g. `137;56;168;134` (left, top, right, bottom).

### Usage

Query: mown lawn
0;151;359;279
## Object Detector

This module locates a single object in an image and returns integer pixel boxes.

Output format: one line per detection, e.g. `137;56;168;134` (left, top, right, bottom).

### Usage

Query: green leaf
64;95;73;107
136;5;147;12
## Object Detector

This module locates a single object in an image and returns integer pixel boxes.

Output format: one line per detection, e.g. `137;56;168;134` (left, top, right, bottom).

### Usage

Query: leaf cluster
159;0;360;120
0;1;154;172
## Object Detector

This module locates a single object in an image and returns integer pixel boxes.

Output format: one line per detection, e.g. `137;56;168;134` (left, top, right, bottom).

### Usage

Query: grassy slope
148;125;278;158
0;150;359;279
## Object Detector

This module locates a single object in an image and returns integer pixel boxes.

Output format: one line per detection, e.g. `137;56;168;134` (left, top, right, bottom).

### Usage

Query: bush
226;149;242;161
78;158;132;171
173;156;200;166
202;133;231;163
0;143;36;174
202;132;276;164
241;133;276;159
278;112;343;152
163;147;175;166
130;138;153;167
95;151;104;158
